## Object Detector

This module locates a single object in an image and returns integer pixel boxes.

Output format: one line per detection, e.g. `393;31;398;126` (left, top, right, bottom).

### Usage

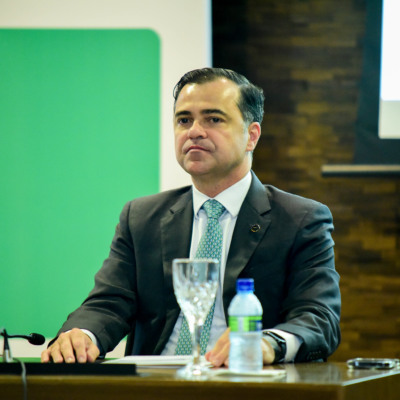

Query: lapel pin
250;224;261;232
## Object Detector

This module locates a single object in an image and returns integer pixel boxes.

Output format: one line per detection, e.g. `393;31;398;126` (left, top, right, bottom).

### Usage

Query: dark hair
173;68;265;124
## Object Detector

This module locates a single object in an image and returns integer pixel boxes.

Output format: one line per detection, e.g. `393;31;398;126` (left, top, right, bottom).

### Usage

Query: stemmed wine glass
172;258;220;379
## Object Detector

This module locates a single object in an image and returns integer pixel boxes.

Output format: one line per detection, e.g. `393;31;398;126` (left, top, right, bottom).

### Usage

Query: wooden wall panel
213;0;400;361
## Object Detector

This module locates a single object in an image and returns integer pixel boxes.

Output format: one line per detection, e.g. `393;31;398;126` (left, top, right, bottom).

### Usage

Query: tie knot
202;199;225;220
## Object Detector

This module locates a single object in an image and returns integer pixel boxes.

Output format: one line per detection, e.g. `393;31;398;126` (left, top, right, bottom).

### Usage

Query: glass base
176;359;212;380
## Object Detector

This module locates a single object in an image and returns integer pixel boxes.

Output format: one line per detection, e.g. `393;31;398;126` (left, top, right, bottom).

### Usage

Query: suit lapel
155;189;194;353
153;173;271;349
223;172;272;318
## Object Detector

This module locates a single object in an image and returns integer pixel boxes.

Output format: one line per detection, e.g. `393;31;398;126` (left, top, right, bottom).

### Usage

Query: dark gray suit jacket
59;171;341;362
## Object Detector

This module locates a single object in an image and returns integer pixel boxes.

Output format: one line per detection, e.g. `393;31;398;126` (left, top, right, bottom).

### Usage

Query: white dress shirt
162;171;252;354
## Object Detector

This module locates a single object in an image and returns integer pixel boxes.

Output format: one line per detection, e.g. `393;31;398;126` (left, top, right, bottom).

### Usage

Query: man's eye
178;118;190;124
210;117;222;123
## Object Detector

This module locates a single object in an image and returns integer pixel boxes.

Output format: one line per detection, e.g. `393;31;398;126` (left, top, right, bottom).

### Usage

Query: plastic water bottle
228;278;263;373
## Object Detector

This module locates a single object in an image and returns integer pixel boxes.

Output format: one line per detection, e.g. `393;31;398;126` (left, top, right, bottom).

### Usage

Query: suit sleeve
57;201;137;354
274;202;341;362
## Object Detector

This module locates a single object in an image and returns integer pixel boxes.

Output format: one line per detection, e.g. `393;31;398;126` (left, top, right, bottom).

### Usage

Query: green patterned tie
175;199;225;355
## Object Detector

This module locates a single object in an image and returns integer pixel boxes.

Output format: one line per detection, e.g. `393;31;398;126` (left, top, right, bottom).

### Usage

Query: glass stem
191;323;202;366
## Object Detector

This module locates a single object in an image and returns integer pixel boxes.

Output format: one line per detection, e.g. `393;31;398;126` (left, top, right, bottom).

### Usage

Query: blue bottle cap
236;278;254;292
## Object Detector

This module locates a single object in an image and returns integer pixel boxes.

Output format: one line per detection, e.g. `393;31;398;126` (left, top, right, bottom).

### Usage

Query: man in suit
41;68;341;366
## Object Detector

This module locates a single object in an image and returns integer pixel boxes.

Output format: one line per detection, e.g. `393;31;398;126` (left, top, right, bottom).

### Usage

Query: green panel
0;29;160;337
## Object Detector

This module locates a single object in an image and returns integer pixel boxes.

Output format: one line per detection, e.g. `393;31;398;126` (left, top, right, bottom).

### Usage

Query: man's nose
188;120;206;139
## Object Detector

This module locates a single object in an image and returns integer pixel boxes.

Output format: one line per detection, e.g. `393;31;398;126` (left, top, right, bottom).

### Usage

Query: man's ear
246;122;261;152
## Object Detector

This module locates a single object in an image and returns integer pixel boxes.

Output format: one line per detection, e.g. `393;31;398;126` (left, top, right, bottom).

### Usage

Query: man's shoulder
260;183;331;216
251;171;325;207
124;185;192;213
264;184;318;204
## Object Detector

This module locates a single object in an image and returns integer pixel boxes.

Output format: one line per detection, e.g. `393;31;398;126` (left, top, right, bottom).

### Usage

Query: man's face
174;78;259;184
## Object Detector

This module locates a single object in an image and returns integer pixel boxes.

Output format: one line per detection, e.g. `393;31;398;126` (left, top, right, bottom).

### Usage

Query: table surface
1;361;400;400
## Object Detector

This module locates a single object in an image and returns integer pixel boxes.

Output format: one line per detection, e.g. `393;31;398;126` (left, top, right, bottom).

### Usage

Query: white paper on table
104;356;286;378
210;368;286;378
104;355;208;367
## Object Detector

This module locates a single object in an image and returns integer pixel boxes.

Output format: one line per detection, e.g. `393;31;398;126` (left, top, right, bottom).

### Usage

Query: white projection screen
379;0;400;139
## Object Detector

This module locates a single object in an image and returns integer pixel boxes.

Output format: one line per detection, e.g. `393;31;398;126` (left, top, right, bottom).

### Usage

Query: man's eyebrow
202;109;228;117
175;110;191;118
174;109;228;118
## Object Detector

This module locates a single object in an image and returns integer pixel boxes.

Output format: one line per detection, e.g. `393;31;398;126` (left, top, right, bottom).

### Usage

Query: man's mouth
185;145;209;153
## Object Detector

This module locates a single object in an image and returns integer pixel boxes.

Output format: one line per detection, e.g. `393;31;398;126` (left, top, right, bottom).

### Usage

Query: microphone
7;333;46;346
1;328;46;363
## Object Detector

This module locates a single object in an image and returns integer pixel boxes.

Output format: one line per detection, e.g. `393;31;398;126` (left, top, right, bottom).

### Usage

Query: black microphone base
0;361;137;376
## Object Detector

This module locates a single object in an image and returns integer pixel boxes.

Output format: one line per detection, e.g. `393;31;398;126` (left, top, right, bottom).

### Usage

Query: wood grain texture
1;363;400;400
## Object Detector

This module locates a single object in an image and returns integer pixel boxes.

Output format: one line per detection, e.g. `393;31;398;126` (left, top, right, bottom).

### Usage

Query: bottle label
229;316;262;332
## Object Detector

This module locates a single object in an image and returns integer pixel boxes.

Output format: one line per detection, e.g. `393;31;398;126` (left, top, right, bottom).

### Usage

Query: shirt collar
192;171;252;218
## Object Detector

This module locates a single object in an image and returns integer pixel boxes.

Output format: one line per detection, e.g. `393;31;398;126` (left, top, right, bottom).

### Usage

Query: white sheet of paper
104;355;199;366
210;368;286;377
104;356;286;378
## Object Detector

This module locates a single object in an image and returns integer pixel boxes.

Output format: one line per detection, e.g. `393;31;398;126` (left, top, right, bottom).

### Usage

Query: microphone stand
1;329;13;363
